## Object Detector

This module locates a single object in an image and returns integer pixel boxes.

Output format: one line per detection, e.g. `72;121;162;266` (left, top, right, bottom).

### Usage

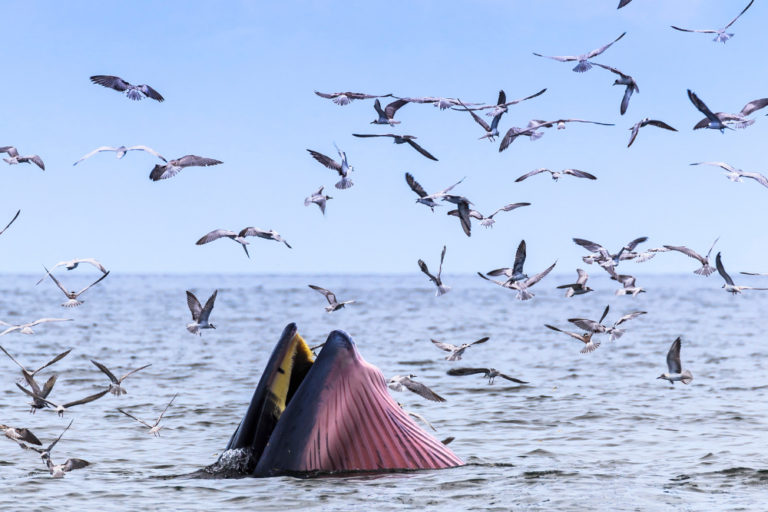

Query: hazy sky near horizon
1;0;766;276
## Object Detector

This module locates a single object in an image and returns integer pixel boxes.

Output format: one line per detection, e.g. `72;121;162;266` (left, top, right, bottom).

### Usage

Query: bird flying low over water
370;98;409;126
42;267;110;307
533;32;626;73
663;237;720;276
0;146;45;170
452;88;547;118
632;247;670;263
307;143;354;189
569;305;647;341
591;62;639;115
1;424;41;448
515;168;596;182
36;258;108;285
314;90;393;106
692;98;768;130
442;194;475;236
446;367;528;385
556;269;594;298
405;173;464;212
28;421;90;478
499;119;614;152
387;374;446;402
544;325;600;354
486;240;529;283
16;374;57;414
418;246;452;297
304;186;332;215
90;75;164;101
687;90;734;133
0;210;20;236
657;338;693;386
149;155;222;181
352;134;438;161
118;394;177;437
627;118;677;147
690;162;768;190
186;290;217;335
431;337;489;361
478;261;557;301
22;385;109;417
741;272;768;276
573;237;648;268
0;318;73;337
456;98;505;141
90;359;151;396
0;345;71;384
73;145;166;165
617;0;634;9
308;285;356;313
448;202;530;228
671;0;754;43
716;253;768;295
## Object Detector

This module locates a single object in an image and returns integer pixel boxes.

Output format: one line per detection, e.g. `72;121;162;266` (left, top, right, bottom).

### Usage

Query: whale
205;323;463;477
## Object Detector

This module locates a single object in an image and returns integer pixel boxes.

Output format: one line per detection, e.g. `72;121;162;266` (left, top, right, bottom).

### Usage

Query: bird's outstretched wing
405;173;428;198
90;75;129;92
186;291;203;320
43;266;71;297
0;210;20;235
74;271;110;297
196;229;237;245
119;364;151;384
587;32;626;58
406;139;438;161
154;393;178;426
137;84;164;102
63;458;90;472
545;324;586;341
515;168;549;182
663;245;705;264
308;285;336;305
118;408;153;429
127;146;167;162
307;150;342;172
446;367;489;376
418;260;436;282
562;169;597;180
524;261;557;288
666;337;683;374
90;360;118;384
403;379;446;402
431;339;458;352
176;156;223;168
198;291;217;323
715;253;734;285
725;0;754;29
73;147;117;165
59;389;110;409
499;373;528;384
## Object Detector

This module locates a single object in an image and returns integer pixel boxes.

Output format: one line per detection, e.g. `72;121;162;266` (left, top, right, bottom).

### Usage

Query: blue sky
1;0;766;275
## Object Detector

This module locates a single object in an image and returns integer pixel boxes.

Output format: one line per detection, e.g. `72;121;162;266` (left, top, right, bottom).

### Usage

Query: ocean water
1;273;767;511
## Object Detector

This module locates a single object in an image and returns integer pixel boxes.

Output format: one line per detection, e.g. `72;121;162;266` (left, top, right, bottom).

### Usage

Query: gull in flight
716;253;768;295
604;266;646;297
573;237;648;268
628;118;678;147
73;145;166;165
90;75;164;101
568;305;647;341
352;134;438;161
499;119;614;152
671;0;754;43
485;240;529;283
186;290;217;335
36;258;108;285
307;143;354;189
308;285;356;313
398;96;483;111
0;345;71;384
1;424;42;448
397;403;436;432
42;266;110;307
0;210;20;236
556;269;594;298
19;381;109;417
314;90;392;106
633;247;670;263
405;173;463;212
149;155;222;181
90;360;151;396
16;374;57;414
692;97;768;130
0;318;73;337
456;98;505;141
663;237;720;276
478;260;557;301
431;337;489;361
370;98;409;126
196;228;290;258
515;168;596;183
452;88;547;118
687;90;734;133
533;32;626;73
446;367;528;385
418;246;452;297
657;338;693;386
28;422;89;478
592;63;639;115
690;162;768;190
0;146;45;170
304;186;332;215
544;325;600;354
387;375;446;402
441;194;475;236
448;202;530;228
118;394;178;437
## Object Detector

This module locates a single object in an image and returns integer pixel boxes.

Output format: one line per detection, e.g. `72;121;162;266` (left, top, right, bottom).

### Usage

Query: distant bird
0;210;20;236
456;98;505;141
0;318;73;337
633;247;670;263
29;388;110;417
186;290;217;335
692;98;768;130
370;98;409;125
352;134;438;161
117;394;177;437
569;305;647;341
591;63;639;115
573;237;648;268
308;285;356;313
418;246;452;297
149;155;222;181
16;374;57;414
0;345;71;384
405;173;464;212
478;261;557;300
687;90;734;133
741;272;768;276
604;266;646;297
533;32;626;73
486;240;529;283
42;266;110;307
716;253;768;295
431;337;489;361
441;194;475;236
663;238;720;276
499;119;614;152
90;360;151;396
452;88;547;118
90;75;164;101
36;258;108;285
0;146;45;170
397;403;436;432
446;367;528;385
448;202;530;228
398;96;483;111
314;90;392;106
556;269;594;298
657;337;693;386
690;162;768;189
544;325;600;354
671;0;754;43
515;168;596;183
196;227;289;258
307;143;354;190
73;145;166;165
305;186;332;215
0;424;41;447
241;228;291;249
617;0;634;9
627;118;678;147
387;374;446;402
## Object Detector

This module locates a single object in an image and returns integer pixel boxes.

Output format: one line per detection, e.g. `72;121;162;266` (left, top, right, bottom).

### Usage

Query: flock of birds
2;0;767;478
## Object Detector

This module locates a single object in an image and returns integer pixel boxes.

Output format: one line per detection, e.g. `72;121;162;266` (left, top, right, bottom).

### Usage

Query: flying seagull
397;403;436;432
149;155;222;181
478;261;557;301
671;0;754;43
533;32;626;73
448;202;530;228
42;266;110;307
24;421;70;458
442;194;475;236
387;374;446;402
499;119;614;152
196;227;290;258
446;367;528;385
663;238;720;276
117;394;177;437
90;75;164;101
0;210;20;236
241;228;291;248
515;168;596;182
556;269;594;298
304;186;332;215
16;374;57;414
485;240;529;283
36;258;108;285
352;134;438;161
604;266;646;297
0;424;42;448
418;246;452;296
569;305;647;341
0;345;71;384
716;253;768;295
90;360;151;396
431;337;489;361
308;285;356;313
405;173;464;212
573;237;648;268
657;337;693;386
452;88;547;118
73;145;166;165
0;146;45;170
397;96;483;110
591;63;639;115
456;98;505;141
186;290;217;335
633;247;670;263
26;421;90;478
307;143;354;189
544;325;600;354
628;118;678;147
370;98;409;125
20;384;109;417
314;90;393;106
692;98;768;130
0;318;73;337
687;90;734;133
690;162;768;189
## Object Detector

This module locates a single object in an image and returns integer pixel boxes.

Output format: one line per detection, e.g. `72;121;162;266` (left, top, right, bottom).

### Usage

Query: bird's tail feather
436;285;452;297
529;131;545;141
695;265;716;277
573;61;593;73
580;341;600;354
681;370;694;384
609;329;625;341
516;288;534;301
186;323;201;335
335;177;354;190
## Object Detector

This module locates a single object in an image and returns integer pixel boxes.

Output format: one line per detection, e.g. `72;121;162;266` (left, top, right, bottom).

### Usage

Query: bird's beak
656;376;663;379
211;325;216;329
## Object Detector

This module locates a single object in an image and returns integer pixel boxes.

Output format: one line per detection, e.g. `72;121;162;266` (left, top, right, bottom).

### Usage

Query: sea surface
1;273;767;511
